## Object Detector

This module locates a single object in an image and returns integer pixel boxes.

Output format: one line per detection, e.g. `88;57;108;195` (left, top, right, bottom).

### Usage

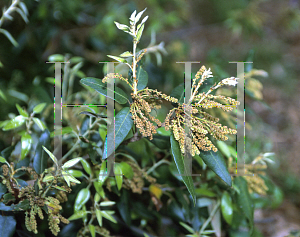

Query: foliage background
0;0;300;236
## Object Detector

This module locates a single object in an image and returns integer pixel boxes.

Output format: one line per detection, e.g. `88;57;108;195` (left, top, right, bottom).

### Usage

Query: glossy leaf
0;184;7;198
21;133;32;160
33;118;46;131
62;157;82;169
48;54;64;62
101;210;117;223
95;209;102;226
200;150;232;186
114;21;129;31
98;160;108;185
74;188;91;212
170;133;196;205
234;177;254;233
136;24;144;42
136;66;148;91
89;224;95;237
221;192;233;225
100;201;115;207
68;210;87;221
80;159;92;175
119;162;133;179
135;8;147;24
33;103;46;114
42;146;58;167
103;107;133;159
62;171;81;187
80;77;129;104
3;115;26;131
114;163;123;190
16;104;28;117
94;181;105;199
0;215;16;237
33;130;50;174
67;169;84;178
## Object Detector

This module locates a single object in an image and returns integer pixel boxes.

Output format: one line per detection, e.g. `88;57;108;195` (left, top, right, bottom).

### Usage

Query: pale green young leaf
179;222;195;234
3;115;26;131
89;224;96;237
107;55;127;64
135;8;147;24
114;163;123;190
0;156;7;164
0;29;18;47
21;133;32;160
42;146;58;167
62;157;82;169
68;210;87;221
120;51;133;57
114;21;129;31
16;104;28;117
137;16;148;31
129;10;137;23
136;24;144;42
33;118;46;131
33;103;46;114
95;209;102;226
101;211;117;223
100;201;115;207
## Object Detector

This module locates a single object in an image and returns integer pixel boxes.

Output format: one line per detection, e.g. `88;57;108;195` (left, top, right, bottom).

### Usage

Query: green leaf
114;22;129;31
33;118;46;131
80;159;92;175
107;55;127;64
100;201;115;207
0;184;7;198
170;134;196;205
16;104;28;117
135;8;147;24
234;177;254;233
0;156;7;164
14;199;30;211
89;224;96;237
114;163;123;190
62;157;82;169
200;150;232;186
42;146;58;167
67;169;84;178
68;210;87;221
80;77;129;104
136;24;144;42
3;115;26;131
54;186;67;192
42;175;54;182
0;29;18;47
221;191;233;225
101;210;117;223
103;107;133;159
0;215;16;237
94;182;105;199
217;141;231;158
119;162;133;179
136;66;148;91
21;133;32;160
0;89;6;101
179;222;195;234
48;54;64;62
98;160;108;185
50;126;73;137
33;103;46;114
74;188;91;212
120;51;133;57
117;189;131;225
33;130;50;174
95;209;102;226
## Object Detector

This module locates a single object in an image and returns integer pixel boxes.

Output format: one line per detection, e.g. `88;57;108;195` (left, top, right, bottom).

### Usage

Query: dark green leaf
33;130;50;174
74;188;91;212
103;107;133;159
1;146;15;159
170;83;184;104
170;134;196;205
13;199;30;211
0;215;16;237
221;191;233;225
3;115;26;131
3;193;15;204
200;150;232;186
79;111;107;118
80;77;129;104
117;189;131;225
234;177;254;233
148;135;170;149
136;66;148;91
0;184;7;198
